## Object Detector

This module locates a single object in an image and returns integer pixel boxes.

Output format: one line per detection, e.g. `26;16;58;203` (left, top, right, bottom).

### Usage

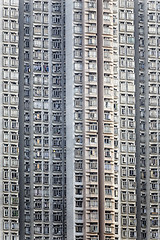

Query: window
74;37;82;46
90;161;97;169
74;12;82;21
105;199;112;208
88;12;96;20
88;0;96;8
74;24;82;34
105;187;112;195
90;224;98;233
105;149;111;158
76;225;83;233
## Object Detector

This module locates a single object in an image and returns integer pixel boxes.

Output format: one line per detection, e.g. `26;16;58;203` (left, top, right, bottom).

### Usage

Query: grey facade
0;0;159;240
19;0;66;239
0;0;19;239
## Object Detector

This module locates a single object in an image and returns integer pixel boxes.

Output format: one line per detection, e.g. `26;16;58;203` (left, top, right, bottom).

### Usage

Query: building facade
0;0;159;240
66;0;137;239
135;0;160;239
19;0;66;239
0;0;19;240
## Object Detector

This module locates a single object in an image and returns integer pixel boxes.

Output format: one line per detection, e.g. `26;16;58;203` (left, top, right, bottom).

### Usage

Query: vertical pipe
97;0;105;239
28;0;34;237
48;0;53;239
82;0;86;239
66;0;75;239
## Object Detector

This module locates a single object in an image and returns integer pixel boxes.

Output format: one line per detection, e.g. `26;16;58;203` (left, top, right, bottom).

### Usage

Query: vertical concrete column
97;1;105;239
48;0;53;238
134;0;141;239
143;1;150;239
66;0;75;239
19;0;25;239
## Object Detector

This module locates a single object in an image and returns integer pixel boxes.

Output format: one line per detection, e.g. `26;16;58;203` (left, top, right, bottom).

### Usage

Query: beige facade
66;0;137;239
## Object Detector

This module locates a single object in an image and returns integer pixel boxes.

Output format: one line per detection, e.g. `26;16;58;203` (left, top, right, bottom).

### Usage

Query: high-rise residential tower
0;0;159;240
135;0;160;239
19;0;66;239
66;0;137;239
19;0;137;239
0;0;19;240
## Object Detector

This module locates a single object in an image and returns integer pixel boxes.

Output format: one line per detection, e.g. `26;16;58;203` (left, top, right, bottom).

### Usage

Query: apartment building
0;0;159;240
135;0;160;239
18;0;136;239
19;0;66;239
0;0;19;240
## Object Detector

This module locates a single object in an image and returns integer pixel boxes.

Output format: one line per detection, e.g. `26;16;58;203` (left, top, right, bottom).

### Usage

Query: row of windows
33;14;49;24
3;143;18;154
119;10;134;20
121;167;136;177
119;0;134;9
119;58;135;68
3;182;18;192
3;107;18;118
120;46;134;57
3;58;18;68
3;44;18;56
3;207;18;218
119;23;134;32
25;225;50;235
3;123;18;134
3;32;18;43
3;169;18;179
3;20;18;30
32;2;49;12
24;38;49;48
